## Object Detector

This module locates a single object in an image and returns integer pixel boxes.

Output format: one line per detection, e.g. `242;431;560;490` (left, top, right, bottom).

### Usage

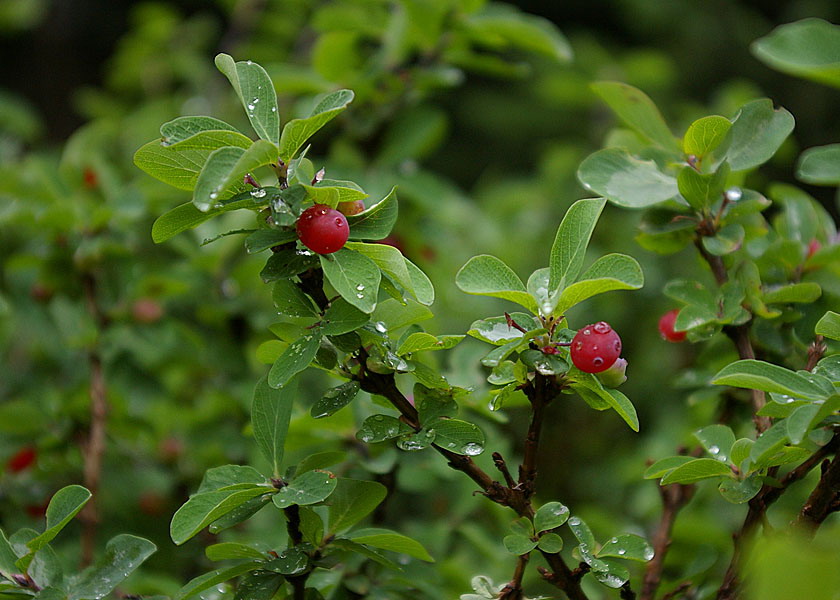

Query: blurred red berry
83;167;98;189
7;446;37;473
806;239;821;260
132;298;163;324
658;309;687;343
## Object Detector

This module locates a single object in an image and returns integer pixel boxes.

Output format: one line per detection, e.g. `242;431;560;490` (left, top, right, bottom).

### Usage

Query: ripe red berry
570;321;622;373
296;204;349;254
7;446;37;473
658;309;687;343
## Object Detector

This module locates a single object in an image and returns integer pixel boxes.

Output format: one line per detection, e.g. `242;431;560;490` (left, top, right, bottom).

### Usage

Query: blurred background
1;1;840;598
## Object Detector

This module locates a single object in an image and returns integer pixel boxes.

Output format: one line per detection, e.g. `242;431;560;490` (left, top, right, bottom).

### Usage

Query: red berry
658;309;687;343
132;298;164;324
7;446;37;473
296;204;349;254
337;200;365;216
806;239;821;260
83;167;98;189
570;321;622;373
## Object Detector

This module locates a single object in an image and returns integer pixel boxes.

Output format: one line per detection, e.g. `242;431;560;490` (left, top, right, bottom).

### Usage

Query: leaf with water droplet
534;501;570;532
356;415;412;444
67;534;156;600
273;470;338;508
596;534;654;562
320;248;381;314
215;54;280;144
279;89;354;161
718;473;763;504
397;429;436;451
268;330;323;388
263;546;310;575
426;418;485;456
310;381;360;419
467;313;539;345
694;424;736;463
592;558;630;589
193;141;278;212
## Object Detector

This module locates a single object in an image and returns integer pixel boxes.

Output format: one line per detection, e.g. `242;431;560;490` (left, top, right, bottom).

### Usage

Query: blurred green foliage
1;1;840;598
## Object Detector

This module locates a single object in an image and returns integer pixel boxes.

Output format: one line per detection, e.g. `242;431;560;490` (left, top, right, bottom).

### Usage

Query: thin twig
795;441;840;534
519;374;551;497
498;553;529;599
641;481;695;600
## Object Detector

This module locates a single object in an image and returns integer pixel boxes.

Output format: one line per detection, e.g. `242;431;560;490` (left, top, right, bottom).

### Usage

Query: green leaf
763;282;822;304
295;451;347;475
404;257;435;306
268;331;322;388
715;99;794;171
467;313;539;345
578;148;678;208
677;162;730;211
160;116;241;145
321;299;369;335
683;115;732;159
553;253;643;314
702;224;745;256
537;533;564;553
193;141;277;211
534;502;570;532
245;228;298;253
0;530;18;581
152;192;263;243
252;376;295;477
660;458;732;484
233;571;284;600
730;439;754;468
786;404;822;446
570;375;639;432
134;130;253;191
26;485;91;557
197;465;267;493
345;242;415;300
214;54;279;144
426;418;484;456
263;547;309;575
278;90;355;161
712;360;828;401
273;470;338;508
596;534;654;562
170;487;272;545
347;528;434;562
455;255;538;312
797;144;840;185
347;187;398;240
549;198;607;296
568;516;596;554
205;542;266;561
694;424;736;463
272;279;319;318
502;534;537;555
816;311;840;340
356;415;412;444
396;333;463;355
752;18;840;89
302;183;368;207
643;456;695;479
371;298;433;332
467;4;572;62
590;82;678;151
749;420;790;466
320;249;381;313
174;563;263;600
327;479;387;534
311;381;361;419
67;535;156;600
719;474;763;504
329;539;400;571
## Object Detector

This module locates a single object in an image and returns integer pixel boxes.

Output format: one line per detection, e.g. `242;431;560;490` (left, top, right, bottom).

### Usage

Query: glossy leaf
397;332;464;355
272;279;319;318
816;311;840;340
67;535;156;600
262;547;309;575
702;223;744;256
302;182;368;206
170;487;272;545
233;571;284;600
26;485;91;556
268;331;322;388
694;424;736;462
719;474;763;504
426;418;484;456
660;458;732;484
197;465;267;493
549;198;606;294
715;99;794;171
347;528;434;562
252;376;296;477
677;163;729;211
752;18;840;89
193;141;277;211
534;502;570;532
797;144;840;184
311;381;361;419
329;538;400;571
347;187;398;240
762;282;822;304
537;533;564;553
356;415;412;443
712;359;828;401
553;253;643;314
345;242;415;299
503;534;537;555
578;148;678;208
278;90;354;161
643;456;695;479
596;534;654;562
273;470;338;508
404;257;435;305
327;478;387;534
134;130;253;191
591;81;678;151
456;255;537;312
160;116;241;144
215;54;279;143
320;249;381;313
205;542;266;561
321;299;369;335
466;313;539;345
152;191;263;243
371;298;433;331
683;115;731;158
174;562;262;600
245;228;298;253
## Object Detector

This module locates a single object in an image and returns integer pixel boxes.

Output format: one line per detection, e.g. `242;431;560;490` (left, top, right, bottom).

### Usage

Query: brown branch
519;375;550;497
538;558;590;600
79;272;109;566
493;452;518;489
498;554;529;600
641;482;696;600
806;335;826;372
795;437;840;534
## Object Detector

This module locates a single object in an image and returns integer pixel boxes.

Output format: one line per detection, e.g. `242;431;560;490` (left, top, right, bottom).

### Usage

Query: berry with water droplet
296;204;349;254
570;321;621;373
658;309;686;343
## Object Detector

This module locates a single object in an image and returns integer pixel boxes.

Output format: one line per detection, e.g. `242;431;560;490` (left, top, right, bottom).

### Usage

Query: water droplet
355;284;365;291
247;103;255;111
541;303;553;315
246;60;253;65
618;549;626;555
709;445;720;454
250;188;267;198
359;432;373;443
356;293;364;299
374;415;384;421
725;187;742;202
271;107;277;112
252;98;260;104
209;191;218;200
568;517;581;526
643;547;655;561
374;321;387;333
593;322;611;334
462;442;483;456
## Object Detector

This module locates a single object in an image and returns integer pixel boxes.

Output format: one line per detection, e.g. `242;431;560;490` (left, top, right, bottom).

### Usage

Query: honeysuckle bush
2;6;840;600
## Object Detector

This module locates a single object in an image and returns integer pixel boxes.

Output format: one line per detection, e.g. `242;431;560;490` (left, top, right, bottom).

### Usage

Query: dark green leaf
193;142;276;212
643;456;694;479
170;487;273;545
694;424;736;463
347;187;398;241
797;144;840;184
426;418;484;456
816;311;840;340
252;376;296;477
534;502;570;532
356;415;412;443
205;542;266;561
715;99;794;171
233;571;284;600
262;546;309;575
320;249;381;313
67;535;156;600
347;528;434;562
268;331;322;388
752;18;840;89
272;279;319;318
246;228;298;254
718;475;763;504
327;479;387;534
26;485;91;557
321;299;369;335
537;533;564;553
677;163;729;211
278;90;354;161
152;192;263;243
273;470;338;508
174;563;262;600
215;54;280;144
503;534;537;555
311;382;360;419
596;534;654;562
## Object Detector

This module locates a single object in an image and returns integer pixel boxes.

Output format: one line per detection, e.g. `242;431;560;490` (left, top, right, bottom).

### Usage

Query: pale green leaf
590;81;678;151
683;115;732;158
548;198;606;295
214;54;279;143
553;253;643;314
752;18;840;89
578;148;678;208
252;376;296;477
455;255;537;312
160;116;241;145
660;458;732;485
279;90;354;161
348;528;434;562
193;141;277;211
712;359;828;401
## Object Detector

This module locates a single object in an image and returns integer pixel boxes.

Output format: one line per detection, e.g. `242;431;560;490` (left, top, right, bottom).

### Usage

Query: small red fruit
570;321;622;373
337;200;365;216
296;204;349;254
806;239;821;260
658;309;687;343
132;298;163;324
7;446;37;473
83;167;98;189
